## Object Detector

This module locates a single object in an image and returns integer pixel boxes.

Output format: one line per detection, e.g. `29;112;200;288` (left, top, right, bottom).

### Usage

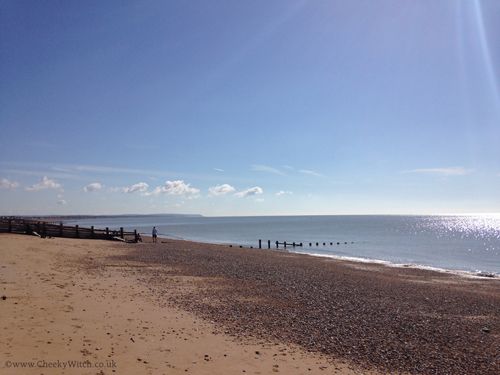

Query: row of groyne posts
259;239;354;249
0;217;141;243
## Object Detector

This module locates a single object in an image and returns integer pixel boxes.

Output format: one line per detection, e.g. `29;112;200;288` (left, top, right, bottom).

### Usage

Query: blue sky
1;0;499;216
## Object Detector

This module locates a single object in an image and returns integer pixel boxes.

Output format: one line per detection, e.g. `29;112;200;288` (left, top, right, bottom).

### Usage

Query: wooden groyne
259;239;354;249
0;217;140;243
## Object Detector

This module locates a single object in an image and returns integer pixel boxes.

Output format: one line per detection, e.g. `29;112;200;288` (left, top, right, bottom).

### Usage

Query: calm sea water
66;215;500;275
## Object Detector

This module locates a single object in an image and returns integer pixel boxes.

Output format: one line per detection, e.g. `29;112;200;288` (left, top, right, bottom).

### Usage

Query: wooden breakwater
0;217;140;243
259;239;354;249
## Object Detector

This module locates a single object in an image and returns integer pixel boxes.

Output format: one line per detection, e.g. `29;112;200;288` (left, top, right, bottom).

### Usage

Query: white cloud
299;169;324;177
403;167;472;176
209;184;236;196
149;180;200;197
26;176;62;191
214;168;224;172
235;186;263;198
0;178;19;190
251;164;285;175
57;199;67;205
123;182;149;194
276;190;293;196
83;182;103;192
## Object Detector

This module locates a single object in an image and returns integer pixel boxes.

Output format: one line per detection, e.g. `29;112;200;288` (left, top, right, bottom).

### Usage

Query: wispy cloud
0;168;81;181
299;169;324;177
0;162;234;183
235;186;263;198
208;184;236;196
251;164;285;176
2;163;162;177
148;180;200;197
403;167;473;176
74;164;160;175
276;190;293;196
122;182;149;194
26;176;62;191
0;178;19;190
214;168;225;172
83;182;103;192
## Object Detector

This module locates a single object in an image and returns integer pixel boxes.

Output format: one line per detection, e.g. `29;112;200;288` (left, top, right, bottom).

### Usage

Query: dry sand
0;234;375;375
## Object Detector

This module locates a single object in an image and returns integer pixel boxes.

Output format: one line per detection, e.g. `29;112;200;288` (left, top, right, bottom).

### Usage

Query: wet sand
0;234;377;375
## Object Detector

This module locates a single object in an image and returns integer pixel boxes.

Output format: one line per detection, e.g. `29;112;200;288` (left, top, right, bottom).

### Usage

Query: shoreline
292;249;500;279
156;235;500;280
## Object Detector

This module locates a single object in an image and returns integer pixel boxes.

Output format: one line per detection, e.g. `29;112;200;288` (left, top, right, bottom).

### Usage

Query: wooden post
120;227;124;239
59;222;63;237
284;241;287;249
106;227;109;237
316;242;319;246
259;239;262;249
42;222;46;237
300;242;303;247
90;225;94;238
37;221;41;233
292;242;296;247
309;242;312;246
75;225;79;238
275;241;278;249
267;240;271;249
8;219;11;233
134;230;138;242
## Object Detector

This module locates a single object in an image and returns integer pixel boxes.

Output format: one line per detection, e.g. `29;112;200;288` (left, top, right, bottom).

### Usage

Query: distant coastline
3;213;204;222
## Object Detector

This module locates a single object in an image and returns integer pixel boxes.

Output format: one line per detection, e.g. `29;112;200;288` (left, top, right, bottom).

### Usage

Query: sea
65;214;500;276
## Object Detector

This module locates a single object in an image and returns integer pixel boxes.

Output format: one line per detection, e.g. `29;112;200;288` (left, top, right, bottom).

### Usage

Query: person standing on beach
152;226;158;243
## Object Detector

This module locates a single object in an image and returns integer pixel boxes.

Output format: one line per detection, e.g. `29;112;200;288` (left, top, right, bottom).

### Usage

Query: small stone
481;327;491;333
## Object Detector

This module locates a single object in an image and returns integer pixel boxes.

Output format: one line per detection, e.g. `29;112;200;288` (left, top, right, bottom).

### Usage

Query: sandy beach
1;234;499;375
